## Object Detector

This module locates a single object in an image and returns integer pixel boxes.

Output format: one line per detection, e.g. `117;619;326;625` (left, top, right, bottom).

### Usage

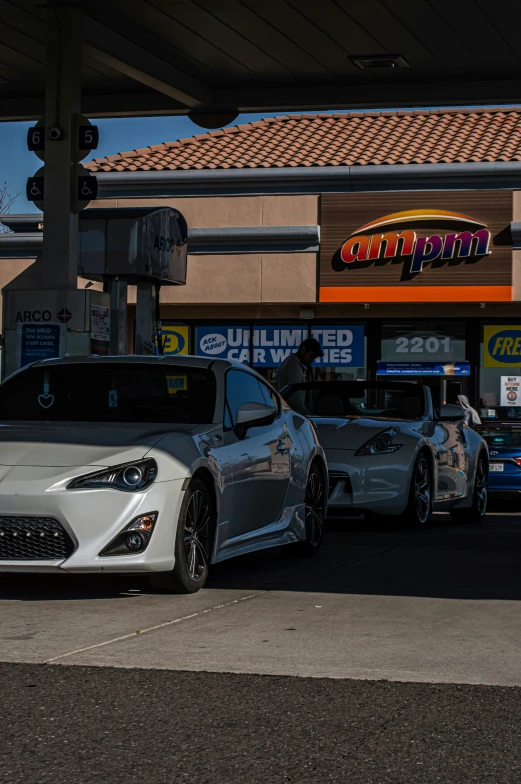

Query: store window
480;325;521;421
380;321;467;408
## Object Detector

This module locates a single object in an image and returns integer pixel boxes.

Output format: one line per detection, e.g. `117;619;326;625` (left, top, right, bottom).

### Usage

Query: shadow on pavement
1;512;521;602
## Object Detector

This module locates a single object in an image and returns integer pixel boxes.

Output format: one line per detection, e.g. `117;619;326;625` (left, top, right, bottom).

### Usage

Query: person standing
275;338;323;415
275;338;323;391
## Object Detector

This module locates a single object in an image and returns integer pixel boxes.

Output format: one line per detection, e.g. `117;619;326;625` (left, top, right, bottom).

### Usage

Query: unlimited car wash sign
339;209;491;273
319;192;513;303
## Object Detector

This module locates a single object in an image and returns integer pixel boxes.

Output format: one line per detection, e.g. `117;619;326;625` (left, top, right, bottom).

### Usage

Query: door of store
396;376;469;410
379;320;468;411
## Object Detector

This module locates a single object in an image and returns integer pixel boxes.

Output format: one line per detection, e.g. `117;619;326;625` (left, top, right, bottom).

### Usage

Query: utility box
2;289;110;379
78;207;188;285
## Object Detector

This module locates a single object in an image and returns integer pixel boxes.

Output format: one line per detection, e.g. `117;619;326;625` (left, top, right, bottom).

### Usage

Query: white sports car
283;381;488;526
0;356;327;592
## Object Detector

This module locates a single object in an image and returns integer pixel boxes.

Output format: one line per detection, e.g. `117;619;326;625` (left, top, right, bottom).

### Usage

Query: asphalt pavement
2;663;520;784
1;510;521;782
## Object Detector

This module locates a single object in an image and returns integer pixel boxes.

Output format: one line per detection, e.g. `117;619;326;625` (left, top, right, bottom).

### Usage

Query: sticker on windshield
37;372;54;409
166;375;187;395
108;390;118;408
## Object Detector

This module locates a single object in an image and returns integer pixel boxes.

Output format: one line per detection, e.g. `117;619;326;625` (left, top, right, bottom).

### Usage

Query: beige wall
100;194;319;228
95;194;320;305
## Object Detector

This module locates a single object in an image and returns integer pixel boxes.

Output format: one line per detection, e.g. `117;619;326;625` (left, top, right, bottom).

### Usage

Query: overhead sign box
78;207;188;285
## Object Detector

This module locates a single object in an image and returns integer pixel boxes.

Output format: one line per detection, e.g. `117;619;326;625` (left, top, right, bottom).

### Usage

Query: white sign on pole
91;305;110;341
500;376;521;406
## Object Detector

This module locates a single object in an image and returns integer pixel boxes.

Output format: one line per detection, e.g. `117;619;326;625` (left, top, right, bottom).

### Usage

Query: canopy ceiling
2;0;521;121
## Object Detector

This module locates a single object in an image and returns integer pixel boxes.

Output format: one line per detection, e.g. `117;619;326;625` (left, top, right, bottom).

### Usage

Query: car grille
0;517;75;560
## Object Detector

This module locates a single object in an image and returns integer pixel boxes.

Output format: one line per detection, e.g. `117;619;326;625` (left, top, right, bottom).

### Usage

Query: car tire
401;452;432;527
149;478;214;594
450;453;488;525
282;465;325;557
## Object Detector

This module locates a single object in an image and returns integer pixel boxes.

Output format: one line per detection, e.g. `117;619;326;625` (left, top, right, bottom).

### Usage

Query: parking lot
1;509;521;784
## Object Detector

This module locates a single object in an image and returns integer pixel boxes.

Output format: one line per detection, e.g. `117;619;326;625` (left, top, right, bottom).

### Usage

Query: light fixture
99;512;158;557
299;308;314;320
350;54;409;70
364;304;370;310
479;303;486;309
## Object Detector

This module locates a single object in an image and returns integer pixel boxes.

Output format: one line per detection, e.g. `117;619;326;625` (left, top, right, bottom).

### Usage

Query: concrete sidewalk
1;513;520;686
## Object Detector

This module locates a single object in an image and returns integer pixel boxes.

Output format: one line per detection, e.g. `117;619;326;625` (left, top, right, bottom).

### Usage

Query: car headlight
355;428;402;456
68;458;158;492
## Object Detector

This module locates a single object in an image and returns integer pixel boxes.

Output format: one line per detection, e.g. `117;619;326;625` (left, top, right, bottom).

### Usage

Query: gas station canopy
2;0;521;122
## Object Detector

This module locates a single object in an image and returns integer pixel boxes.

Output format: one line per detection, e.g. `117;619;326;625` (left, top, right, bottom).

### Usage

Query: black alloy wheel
183;488;212;582
282;465;325;557
402;453;432;527
149;478;214;593
305;467;325;552
450;454;488;525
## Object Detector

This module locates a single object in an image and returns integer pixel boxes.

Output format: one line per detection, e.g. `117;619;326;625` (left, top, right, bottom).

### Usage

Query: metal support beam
108;278;128;355
135;282;156;355
41;5;82;290
83;17;212;109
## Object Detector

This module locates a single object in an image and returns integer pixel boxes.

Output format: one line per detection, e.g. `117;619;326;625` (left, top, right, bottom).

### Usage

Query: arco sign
339;209;491;273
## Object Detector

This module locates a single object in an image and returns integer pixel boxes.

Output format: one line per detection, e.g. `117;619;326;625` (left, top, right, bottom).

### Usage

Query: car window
0;363;216;424
283;382;425;420
225;370;275;427
258;380;279;412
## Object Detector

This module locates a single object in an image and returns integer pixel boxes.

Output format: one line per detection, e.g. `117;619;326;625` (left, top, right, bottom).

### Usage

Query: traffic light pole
42;5;82;290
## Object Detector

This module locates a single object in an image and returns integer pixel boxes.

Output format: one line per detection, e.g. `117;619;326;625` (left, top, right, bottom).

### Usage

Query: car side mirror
235;401;276;437
438;404;466;422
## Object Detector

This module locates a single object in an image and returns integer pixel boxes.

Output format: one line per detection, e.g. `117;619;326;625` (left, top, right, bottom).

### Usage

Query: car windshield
0;363;216;424
478;428;521;448
282;381;425;419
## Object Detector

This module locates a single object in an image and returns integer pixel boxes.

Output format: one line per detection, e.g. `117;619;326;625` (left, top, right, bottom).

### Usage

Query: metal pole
135;282;156;354
108;278;128;355
42;5;82;290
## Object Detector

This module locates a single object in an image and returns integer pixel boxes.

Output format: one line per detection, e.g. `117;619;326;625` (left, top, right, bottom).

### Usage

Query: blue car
477;424;521;496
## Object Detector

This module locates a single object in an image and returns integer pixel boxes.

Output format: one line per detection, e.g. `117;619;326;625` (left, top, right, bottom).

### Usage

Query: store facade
3;109;521;419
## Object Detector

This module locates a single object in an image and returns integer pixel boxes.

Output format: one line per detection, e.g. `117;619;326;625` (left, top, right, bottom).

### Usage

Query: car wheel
282;465;325;558
401;452;432;527
149;478;214;593
450;454;488;525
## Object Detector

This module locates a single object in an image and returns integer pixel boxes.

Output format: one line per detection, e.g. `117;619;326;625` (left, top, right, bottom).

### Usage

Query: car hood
0;422;197;467
310;416;406;451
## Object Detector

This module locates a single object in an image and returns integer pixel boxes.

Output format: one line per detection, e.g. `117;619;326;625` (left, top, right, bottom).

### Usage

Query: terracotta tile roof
86;107;521;172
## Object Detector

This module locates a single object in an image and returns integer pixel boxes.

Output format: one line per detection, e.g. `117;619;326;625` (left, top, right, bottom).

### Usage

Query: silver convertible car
283;381;488;526
0;356;327;592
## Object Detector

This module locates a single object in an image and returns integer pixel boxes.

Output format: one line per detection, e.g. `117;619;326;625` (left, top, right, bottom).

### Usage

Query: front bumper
326;448;412;516
0;466;185;573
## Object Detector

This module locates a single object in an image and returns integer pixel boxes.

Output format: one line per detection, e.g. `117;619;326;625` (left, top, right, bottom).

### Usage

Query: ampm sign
484;325;521;367
339;209;491;274
161;325;190;356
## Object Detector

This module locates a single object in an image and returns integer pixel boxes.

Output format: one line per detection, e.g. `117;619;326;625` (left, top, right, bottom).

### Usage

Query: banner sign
162;325;190;356
500;376;521;406
196;325;365;368
484;325;521;367
377;361;470;376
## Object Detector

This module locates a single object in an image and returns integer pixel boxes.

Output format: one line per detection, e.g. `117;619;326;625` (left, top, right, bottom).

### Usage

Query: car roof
28;354;255;372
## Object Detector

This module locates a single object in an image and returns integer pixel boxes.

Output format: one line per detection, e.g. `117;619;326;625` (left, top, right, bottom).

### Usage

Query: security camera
48;126;64;141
